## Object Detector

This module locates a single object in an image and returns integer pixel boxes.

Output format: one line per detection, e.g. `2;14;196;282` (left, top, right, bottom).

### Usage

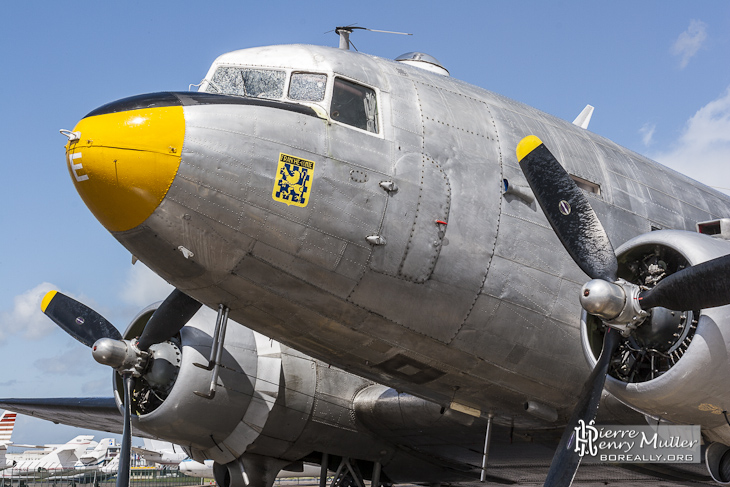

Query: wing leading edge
0;397;154;439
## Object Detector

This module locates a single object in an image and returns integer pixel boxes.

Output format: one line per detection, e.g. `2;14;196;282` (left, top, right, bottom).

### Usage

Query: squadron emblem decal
272;153;315;207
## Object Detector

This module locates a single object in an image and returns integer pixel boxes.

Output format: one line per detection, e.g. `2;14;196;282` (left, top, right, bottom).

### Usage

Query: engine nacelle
707;442;730;485
109;304;403;473
580;230;730;444
109;303;573;486
111;305;283;464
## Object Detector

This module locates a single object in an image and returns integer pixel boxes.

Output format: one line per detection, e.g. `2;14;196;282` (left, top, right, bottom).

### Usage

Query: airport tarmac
269;464;719;486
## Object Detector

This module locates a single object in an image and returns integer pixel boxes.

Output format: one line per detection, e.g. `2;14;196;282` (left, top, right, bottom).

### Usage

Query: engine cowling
580;230;730;444
111;305;283;464
108;304;411;478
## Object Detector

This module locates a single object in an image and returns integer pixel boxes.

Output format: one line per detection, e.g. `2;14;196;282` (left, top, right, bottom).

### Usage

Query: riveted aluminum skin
98;44;730;434
105;304;486;483
524;400;559;423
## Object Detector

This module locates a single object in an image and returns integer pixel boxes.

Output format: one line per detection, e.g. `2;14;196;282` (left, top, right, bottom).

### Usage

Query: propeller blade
639;253;730;311
41;291;122;347
517;136;618;282
136;289;201;351
543;327;620;487
116;373;133;487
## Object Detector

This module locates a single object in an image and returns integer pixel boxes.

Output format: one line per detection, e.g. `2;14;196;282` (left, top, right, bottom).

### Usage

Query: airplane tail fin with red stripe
0;411;16;444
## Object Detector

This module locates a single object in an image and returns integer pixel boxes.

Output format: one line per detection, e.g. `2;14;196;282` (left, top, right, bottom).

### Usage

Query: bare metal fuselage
68;44;730;433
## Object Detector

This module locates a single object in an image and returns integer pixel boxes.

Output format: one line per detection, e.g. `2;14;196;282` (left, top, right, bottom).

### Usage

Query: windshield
289;73;327;102
207;67;285;100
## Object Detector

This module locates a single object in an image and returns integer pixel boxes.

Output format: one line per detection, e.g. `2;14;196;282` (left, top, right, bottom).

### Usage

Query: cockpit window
331;78;378;133
208;67;285;100
209;67;245;95
289;73;327;102
241;69;285;99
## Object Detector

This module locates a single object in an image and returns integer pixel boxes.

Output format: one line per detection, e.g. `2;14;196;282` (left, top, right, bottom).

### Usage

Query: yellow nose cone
65;106;184;232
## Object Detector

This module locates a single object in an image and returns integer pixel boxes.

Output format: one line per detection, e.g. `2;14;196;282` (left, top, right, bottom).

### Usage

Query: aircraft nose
63;97;185;232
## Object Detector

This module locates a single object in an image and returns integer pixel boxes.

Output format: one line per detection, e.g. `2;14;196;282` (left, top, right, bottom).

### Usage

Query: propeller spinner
516;135;730;486
40;288;201;487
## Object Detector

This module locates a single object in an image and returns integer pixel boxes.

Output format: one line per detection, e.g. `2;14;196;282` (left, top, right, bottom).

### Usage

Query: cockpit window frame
328;75;382;138
206;65;287;100
199;65;383;138
202;65;330;105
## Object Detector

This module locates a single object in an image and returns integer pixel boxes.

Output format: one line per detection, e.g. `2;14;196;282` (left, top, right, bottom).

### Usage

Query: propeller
137;289;202;351
41;291;122;346
637;253;730;311
40;288;201;487
516;135;617;282
118;373;133;487
516;135;730;486
543;328;620;486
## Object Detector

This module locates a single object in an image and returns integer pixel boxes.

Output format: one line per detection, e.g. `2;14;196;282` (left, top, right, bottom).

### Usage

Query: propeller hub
580;279;625;320
92;338;128;368
580;279;649;332
92;338;148;375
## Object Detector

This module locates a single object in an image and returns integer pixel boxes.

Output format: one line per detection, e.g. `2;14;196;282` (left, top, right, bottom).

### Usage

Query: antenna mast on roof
333;25;412;51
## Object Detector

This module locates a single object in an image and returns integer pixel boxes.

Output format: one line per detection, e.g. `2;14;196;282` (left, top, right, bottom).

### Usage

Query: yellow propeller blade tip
41;290;58;313
516;135;543;162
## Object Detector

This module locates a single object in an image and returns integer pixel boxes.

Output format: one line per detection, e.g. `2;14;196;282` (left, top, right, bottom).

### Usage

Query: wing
0;396;714;484
0;398;154;439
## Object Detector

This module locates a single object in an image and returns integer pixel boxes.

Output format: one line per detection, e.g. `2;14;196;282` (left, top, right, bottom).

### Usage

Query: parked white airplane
0;412;17;471
99;454;119;475
131;439;186;466
1;435;95;481
48;439;120;485
77;438;118;466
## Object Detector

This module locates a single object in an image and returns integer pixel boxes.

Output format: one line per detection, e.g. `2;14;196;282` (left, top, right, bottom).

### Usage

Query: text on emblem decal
272;153;315;207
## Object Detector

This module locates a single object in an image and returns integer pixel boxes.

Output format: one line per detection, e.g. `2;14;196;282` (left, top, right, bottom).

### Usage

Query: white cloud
119;263;173;308
672;19;707;69
651;86;730;192
639;123;656;146
0;282;59;343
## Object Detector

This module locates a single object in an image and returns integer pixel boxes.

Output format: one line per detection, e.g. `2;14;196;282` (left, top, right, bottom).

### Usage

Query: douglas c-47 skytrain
5;28;730;487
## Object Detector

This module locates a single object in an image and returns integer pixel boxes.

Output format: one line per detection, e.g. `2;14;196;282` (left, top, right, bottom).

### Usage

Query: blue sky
1;1;729;445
